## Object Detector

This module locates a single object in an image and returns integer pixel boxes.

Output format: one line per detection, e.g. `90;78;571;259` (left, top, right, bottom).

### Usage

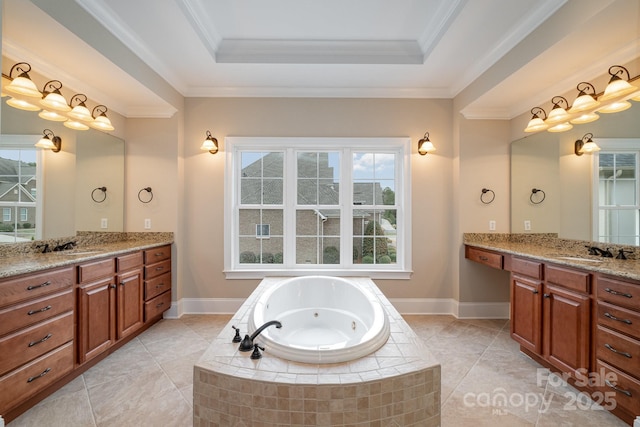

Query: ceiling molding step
215;40;424;64
183;85;452;99
176;0;223;61
74;0;187;94
450;0;568;96
418;0;468;62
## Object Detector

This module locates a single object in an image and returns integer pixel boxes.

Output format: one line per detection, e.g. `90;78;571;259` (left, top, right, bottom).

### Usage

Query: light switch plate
101;218;108;229
489;220;496;231
144;218;151;229
524;220;531;231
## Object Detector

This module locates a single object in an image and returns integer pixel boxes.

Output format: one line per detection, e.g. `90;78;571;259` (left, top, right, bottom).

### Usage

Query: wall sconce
5;62;41;97
200;130;219;154
90;105;115;131
599;65;638;102
524;107;548;132
574;133;601;156
417;132;435;155
34;129;62;153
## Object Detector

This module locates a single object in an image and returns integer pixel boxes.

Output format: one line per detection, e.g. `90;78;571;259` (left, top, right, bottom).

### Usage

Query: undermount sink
554;256;603;263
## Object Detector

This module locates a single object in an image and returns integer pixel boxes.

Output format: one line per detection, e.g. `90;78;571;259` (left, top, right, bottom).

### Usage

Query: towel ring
530;188;546;204
480;188;495;204
91;186;107;203
138;187;153;203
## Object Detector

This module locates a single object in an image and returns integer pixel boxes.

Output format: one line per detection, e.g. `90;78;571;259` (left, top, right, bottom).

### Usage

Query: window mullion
284;147;297;268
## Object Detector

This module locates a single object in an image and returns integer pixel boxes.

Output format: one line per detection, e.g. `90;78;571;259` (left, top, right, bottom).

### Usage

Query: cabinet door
511;274;542;354
117;269;144;340
543;284;590;376
78;278;116;363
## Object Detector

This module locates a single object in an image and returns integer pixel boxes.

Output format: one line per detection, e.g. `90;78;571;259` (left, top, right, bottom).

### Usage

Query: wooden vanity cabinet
0;267;75;417
510;257;543;354
143;245;172;321
116;251;144;339
77;258;117;363
593;274;640;419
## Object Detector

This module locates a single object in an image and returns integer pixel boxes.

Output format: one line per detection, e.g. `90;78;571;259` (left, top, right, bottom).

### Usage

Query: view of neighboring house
0;156;37;242
238;151;396;265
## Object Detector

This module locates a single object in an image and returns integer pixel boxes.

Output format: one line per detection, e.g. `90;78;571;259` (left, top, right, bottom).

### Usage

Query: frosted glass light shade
6;75;41;97
6;97;41;111
39;110;69;122
40;91;71;112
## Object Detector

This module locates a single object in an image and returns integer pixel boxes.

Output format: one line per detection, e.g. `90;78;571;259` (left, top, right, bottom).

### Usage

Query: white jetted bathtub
248;276;390;363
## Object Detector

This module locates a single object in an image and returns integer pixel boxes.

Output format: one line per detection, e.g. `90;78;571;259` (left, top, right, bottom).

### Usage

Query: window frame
224;137;412;279
592;138;640;244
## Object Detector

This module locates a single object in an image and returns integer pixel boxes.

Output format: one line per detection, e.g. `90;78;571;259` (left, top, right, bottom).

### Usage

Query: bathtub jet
238;320;282;351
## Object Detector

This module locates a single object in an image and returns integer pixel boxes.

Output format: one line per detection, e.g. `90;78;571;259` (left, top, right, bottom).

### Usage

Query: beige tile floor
8;315;629;426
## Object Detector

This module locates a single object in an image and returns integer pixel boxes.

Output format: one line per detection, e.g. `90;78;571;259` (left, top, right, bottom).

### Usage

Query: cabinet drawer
597;301;640;339
596;325;640;376
0;341;73;414
144;259;171;280
465;246;503;269
546;265;590;294
597;276;640;312
0;312;74;376
144;290;171;321
145;272;171;301
0;289;74;337
144;245;171;264
0;267;73;308
511;257;542;279
116;251;143;272
595;360;640;416
78;258;115;284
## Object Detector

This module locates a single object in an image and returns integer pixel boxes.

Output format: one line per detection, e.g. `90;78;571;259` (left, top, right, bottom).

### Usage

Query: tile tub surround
0;231;173;278
464;233;640;281
193;277;441;426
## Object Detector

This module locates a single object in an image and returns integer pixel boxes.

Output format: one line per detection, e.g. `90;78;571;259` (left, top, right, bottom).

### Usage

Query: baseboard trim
164;297;510;319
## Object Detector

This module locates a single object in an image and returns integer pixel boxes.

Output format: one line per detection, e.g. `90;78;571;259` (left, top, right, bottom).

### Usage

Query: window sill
223;269;413;280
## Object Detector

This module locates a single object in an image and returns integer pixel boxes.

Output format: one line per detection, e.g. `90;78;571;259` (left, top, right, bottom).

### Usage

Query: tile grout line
80;374;99;427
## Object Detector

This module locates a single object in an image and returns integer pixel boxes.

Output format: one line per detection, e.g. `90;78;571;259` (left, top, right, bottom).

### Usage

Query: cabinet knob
120;282;125;286
532;289;539;294
109;284;116;289
543;294;550;298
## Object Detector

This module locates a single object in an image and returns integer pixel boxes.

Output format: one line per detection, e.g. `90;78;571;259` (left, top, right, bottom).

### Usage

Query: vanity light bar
1;64;115;133
524;66;640;133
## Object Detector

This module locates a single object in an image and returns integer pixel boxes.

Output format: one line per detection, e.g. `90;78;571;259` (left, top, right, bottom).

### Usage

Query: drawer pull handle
27;305;52;316
155;283;165;289
156;302;164;308
604;343;632;358
605;379;632;397
605;288;633;298
28;333;53;347
154;252;164;257
27;367;51;383
27;280;51;291
604;312;632;325
479;256;489;261
155;267;164;271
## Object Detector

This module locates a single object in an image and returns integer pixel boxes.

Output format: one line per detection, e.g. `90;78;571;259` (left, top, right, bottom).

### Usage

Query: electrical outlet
489;220;496;231
524;220;531;231
144;218;151;229
101;218;108;229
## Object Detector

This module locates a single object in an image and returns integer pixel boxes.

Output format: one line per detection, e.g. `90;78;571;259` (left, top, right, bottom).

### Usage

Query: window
0;138;42;242
593;139;640;245
225;137;411;278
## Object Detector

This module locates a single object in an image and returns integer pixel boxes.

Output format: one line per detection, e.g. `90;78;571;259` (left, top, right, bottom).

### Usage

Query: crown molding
418;0;467;62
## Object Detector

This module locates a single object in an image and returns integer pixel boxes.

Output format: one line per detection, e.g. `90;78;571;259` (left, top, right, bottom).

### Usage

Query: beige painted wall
180;97;455;301
457;117;511;303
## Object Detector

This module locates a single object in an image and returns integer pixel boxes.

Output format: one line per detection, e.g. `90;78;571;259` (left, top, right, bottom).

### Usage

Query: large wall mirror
0;96;124;243
511;106;640;243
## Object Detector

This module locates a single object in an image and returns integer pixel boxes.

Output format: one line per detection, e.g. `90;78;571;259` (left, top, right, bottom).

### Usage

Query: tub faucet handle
251;344;265;360
231;326;242;343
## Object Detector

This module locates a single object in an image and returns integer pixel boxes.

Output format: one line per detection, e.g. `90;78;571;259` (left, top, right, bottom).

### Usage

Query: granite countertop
464;233;640;282
0;232;173;279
